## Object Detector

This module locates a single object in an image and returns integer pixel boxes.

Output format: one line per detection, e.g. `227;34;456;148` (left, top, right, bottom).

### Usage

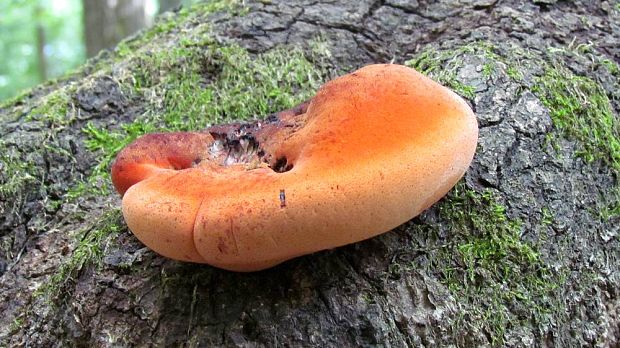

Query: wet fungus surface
111;64;478;271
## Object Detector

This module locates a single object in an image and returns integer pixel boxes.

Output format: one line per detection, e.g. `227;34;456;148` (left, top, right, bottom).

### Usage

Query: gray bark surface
1;0;619;346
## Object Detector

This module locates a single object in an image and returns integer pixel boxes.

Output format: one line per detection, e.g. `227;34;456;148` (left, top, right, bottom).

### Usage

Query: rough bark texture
1;0;619;347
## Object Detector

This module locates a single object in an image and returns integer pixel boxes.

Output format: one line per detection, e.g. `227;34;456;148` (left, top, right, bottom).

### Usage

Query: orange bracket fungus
111;64;478;272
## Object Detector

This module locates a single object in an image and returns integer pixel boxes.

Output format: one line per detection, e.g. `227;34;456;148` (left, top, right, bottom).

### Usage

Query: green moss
1;1;246;116
517;43;620;177
197;0;248;15
78;42;326;196
35;208;124;302
19;0;256;201
399;183;561;346
128;43;323;127
1;88;78;218
0;140;38;206
114;0;245;60
532;64;619;174
482;62;495;78
0;88;33;112
408;41;619;178
405;46;477;99
25;87;76;126
540;207;554;226
506;65;524;81
8;316;24;335
599;186;620;221
193;45;323;124
404;42;509;99
53;38;328;304
600;58;619;75
27;0;325;200
82;121;156;182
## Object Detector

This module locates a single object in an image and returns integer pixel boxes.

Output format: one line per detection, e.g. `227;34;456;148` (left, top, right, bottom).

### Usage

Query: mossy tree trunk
1;0;619;346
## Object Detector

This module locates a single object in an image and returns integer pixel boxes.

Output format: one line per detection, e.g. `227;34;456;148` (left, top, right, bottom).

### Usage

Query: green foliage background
0;0;208;102
0;0;85;101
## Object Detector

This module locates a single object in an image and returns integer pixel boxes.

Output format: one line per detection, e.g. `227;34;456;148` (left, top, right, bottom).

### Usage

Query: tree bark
1;0;619;346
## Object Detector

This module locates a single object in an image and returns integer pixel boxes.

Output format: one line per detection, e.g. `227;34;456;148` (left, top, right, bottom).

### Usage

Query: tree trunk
159;0;182;14
115;0;148;39
82;0;147;58
34;5;47;82
1;1;619;346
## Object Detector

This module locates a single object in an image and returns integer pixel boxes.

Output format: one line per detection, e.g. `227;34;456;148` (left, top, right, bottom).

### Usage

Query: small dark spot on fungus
279;189;286;208
218;237;228;254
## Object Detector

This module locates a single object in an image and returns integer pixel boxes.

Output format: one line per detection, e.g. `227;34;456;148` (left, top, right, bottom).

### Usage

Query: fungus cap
112;64;478;271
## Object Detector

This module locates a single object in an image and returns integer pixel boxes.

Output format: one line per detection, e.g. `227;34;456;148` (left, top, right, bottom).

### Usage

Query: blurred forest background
0;0;199;102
